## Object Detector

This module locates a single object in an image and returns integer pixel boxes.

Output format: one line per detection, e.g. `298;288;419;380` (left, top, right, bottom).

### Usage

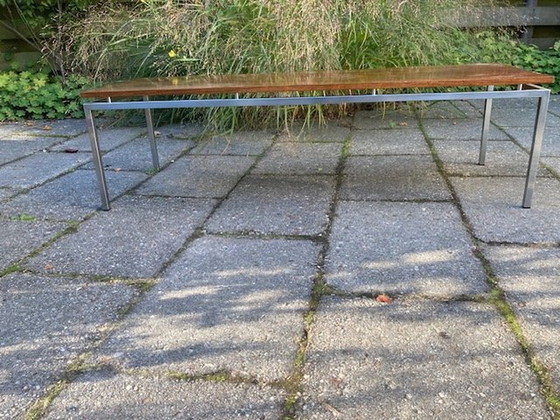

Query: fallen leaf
375;294;393;304
42;125;52;131
44;263;55;271
398;121;408;127
321;401;341;416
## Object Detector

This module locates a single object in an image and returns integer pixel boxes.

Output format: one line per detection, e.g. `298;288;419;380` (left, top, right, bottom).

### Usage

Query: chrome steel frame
84;86;550;210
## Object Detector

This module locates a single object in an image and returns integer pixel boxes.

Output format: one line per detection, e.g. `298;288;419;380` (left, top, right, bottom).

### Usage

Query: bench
80;63;554;211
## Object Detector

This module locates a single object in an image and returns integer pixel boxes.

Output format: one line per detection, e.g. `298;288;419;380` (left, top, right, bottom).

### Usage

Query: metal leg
478;85;494;165
522;91;550;208
85;108;111;210
144;96;160;171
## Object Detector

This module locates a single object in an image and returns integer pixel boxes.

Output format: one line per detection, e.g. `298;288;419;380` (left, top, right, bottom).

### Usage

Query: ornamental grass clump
64;0;494;130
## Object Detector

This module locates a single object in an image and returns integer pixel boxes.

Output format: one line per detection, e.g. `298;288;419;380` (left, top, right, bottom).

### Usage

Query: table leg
85;108;111;211
522;91;550;208
478;85;494;165
144;96;160;171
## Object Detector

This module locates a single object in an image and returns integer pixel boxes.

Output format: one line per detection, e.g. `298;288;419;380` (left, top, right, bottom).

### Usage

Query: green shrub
0;71;88;120
472;31;560;93
512;42;560;93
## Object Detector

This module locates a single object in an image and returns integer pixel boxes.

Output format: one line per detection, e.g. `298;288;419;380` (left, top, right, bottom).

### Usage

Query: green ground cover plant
0;70;87;120
473;31;560;93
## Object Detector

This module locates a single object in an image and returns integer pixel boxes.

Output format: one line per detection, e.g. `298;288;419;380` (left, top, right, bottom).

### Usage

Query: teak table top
80;64;554;99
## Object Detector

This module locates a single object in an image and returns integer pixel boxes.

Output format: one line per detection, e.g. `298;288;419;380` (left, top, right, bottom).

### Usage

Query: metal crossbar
84;86;551;211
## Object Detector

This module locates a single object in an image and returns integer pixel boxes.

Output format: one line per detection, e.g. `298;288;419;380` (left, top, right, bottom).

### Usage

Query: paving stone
483;245;560;393
340;156;451;201
349;129;430;156
95;236;319;381
25;196;215;278
432;139;549;177
153;122;204;139
252;142;343;175
548;96;560;116
542;157;560;175
546;111;560;126
488;102;560;128
49;127;145;152
16;119;89;137
0;122;22;139
191;130;274;155
0;138;65;165
451;177;560;243
135;155;255;199
467;99;535;127
353;108;418;130
423;119;509;140
0;152;90;190
416;100;481;119
81;136;193;172
0;273;137;419
277;121;351;142
0;220;67;272
0;188;13;201
501;125;560;156
206;175;335;236
0;169;147;221
325;201;487;296
300;297;549;420
44;370;285;419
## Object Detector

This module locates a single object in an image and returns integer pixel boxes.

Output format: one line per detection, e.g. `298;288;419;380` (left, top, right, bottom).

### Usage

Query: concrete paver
191;130;274;155
340;156;451;201
543;157;560;175
501;125;560;155
451;177;560;243
207;175;336;236
25;196;215;278
0;273;137;419
44;370;285;420
0;152;90;190
352;109;418;130
423;118;510;140
135;155;255;198
0;169;147;221
81;136;194;172
0;220;67;272
94;236;320;381
276;122;351;143
49;127;145;153
326;201;488;297
416;100;481;119
433;139;550;177
0;138;64;165
484;245;560;393
1;97;560;419
349;128;430;156
301;297;550;419
252;142;343;175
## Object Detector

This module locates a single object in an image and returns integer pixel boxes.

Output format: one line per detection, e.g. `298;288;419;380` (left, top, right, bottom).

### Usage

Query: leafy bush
472;31;560;93
0;71;88;120
512;42;560;93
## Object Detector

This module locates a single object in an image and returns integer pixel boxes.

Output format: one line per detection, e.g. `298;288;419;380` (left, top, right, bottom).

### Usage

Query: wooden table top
80;64;554;99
